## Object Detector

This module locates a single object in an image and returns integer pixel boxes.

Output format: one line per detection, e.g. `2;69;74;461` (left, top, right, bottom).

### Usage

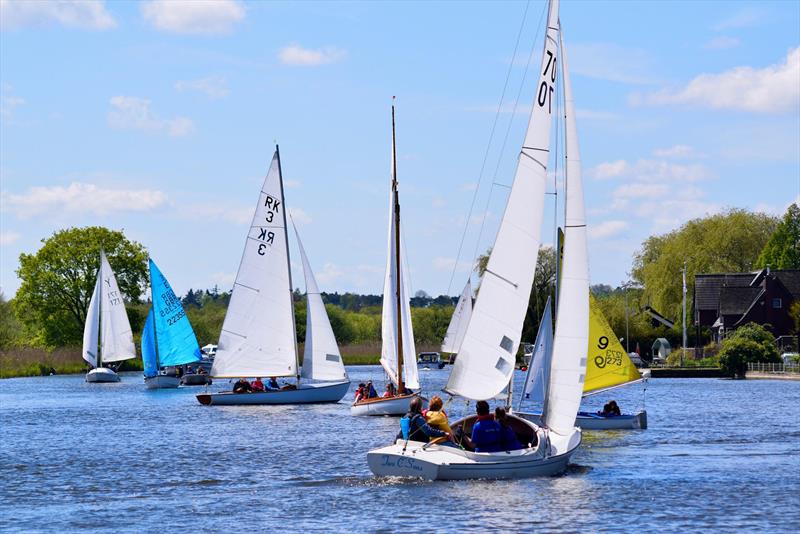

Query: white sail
445;0;560;401
441;279;473;354
543;34;590;436
82;274;101;368
212;151;297;378
519;296;553;408
98;252;136;363
294;224;347;382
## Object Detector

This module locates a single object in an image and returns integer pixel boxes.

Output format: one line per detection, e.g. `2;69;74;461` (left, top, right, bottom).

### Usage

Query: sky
1;0;799;300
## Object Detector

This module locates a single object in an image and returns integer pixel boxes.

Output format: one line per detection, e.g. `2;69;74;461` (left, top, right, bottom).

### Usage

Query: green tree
633;209;777;321
756;203;800;269
0;292;23;349
717;322;781;378
15;227;148;347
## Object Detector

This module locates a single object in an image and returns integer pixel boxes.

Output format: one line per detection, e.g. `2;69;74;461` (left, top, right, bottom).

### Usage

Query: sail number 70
538;50;557;114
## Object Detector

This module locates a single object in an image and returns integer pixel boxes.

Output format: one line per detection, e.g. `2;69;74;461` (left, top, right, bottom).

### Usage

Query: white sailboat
196;146;350;406
82;252;137;383
440;279;473;358
352;102;423;416
368;0;592;480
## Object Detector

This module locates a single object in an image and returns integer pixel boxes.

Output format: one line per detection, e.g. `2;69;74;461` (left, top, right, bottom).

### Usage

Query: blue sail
149;258;202;368
142;308;158;378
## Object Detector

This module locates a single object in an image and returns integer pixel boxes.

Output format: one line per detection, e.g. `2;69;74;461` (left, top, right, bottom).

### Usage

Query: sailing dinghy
368;0;592;479
83;252;137;383
351;102;423;416
196;147;349;406
142;258;202;389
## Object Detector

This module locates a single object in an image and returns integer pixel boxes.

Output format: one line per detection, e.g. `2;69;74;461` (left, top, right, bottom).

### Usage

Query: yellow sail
583;294;642;395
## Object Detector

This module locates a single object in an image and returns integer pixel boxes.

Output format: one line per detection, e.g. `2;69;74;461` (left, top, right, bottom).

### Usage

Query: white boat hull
85;368;120;383
519;410;648;430
350;393;425;416
367;415;581;480
144;375;180;389
196;380;350;406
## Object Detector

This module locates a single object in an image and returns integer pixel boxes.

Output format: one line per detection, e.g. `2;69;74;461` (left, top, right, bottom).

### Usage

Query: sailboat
196;146;350;406
440;279;473;360
141;258;202;389
82;252;137;383
368;0;591;479
351;102;422;416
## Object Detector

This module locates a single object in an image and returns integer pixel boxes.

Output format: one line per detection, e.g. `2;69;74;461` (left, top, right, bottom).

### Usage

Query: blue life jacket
400;416;412;440
471;418;503;452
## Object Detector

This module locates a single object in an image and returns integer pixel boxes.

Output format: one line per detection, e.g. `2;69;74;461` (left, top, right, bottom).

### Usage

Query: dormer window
772;298;782;309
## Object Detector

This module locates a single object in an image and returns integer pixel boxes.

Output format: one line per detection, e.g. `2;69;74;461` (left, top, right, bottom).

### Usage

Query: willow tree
15;227;148;347
756;203;800;269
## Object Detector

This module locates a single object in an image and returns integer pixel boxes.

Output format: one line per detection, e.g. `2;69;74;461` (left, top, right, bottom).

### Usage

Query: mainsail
543;34;590;435
584;294;642;395
519;296;553;409
294;224;348;382
445;0;560;401
441;279;473;354
142;258;202;378
379;104;419;392
211;150;298;378
82;275;101;368
97;252;136;363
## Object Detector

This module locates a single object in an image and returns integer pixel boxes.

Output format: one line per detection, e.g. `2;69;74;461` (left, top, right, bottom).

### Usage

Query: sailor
398;397;451;443
495;407;523;451
470;400;502;452
251;377;265;392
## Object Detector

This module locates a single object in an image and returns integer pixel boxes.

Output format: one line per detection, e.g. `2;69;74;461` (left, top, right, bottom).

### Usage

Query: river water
1;366;798;532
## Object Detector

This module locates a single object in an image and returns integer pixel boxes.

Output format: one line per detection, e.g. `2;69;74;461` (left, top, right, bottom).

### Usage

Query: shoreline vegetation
0;343;442;379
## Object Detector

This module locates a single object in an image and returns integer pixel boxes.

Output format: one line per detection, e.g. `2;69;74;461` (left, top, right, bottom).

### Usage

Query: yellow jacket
425;410;452;434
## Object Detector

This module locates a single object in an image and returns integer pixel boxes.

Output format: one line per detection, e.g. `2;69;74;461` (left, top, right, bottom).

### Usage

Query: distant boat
82;252;137;383
440;279;473;359
368;0;590;479
196;146;349;406
351;102;423;416
141;258;202;389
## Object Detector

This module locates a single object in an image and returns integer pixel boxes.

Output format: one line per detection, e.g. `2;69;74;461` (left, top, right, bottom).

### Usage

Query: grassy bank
0;343;442;378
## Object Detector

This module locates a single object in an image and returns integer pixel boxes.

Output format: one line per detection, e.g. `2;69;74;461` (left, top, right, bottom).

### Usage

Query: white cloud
639;47;800;114
593;158;711;183
0;231;20;246
713;7;762;31
284;180;301;189
210;271;235;288
704;36;740;50
141;0;244;35
591;160;628;180
460;183;478;192
613;183;668;200
174;76;228;99
288;207;312;225
588;220;629;240
2;182;167;218
278;44;347;66
108;96;194;137
568;43;656;84
0;0;116;30
315;262;344;285
432;257;472;273
652;145;696;159
0;84;24;118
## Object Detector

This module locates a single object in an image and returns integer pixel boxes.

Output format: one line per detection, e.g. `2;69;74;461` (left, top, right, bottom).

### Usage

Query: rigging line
445;0;534;297
469;1;547;269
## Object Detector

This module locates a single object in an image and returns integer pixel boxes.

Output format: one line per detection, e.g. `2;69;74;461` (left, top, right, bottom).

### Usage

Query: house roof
694;273;756;311
720;286;763;316
774;270;800;298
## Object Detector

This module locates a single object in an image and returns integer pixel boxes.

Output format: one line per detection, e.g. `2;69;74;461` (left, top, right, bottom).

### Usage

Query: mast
276;144;301;384
151;264;160;371
98;252;104;369
392;99;405;394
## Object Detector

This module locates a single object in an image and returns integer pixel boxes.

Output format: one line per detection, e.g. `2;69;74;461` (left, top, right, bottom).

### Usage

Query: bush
717;323;780;378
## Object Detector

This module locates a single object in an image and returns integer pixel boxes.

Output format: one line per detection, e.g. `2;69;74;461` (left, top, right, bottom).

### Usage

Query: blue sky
1;0;798;299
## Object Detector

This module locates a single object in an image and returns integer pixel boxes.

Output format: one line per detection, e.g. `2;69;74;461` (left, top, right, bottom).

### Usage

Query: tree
0;292;23;349
15;227;148;347
632;209;777;321
756;203;800;269
717;322;781;378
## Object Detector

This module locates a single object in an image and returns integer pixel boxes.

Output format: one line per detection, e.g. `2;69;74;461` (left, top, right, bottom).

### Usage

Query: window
772;298;782;309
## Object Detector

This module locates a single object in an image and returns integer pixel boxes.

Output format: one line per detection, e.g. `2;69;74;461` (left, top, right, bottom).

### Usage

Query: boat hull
180;373;212;386
367;415;580;480
350;393;425;416
196;380;350;406
519;410;648;430
144;375;180;389
85;368;120;383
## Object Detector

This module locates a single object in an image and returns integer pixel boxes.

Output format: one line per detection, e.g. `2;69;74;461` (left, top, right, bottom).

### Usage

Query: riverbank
0;343;441;378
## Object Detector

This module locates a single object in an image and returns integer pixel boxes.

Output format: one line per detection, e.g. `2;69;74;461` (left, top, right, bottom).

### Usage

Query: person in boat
233;378;252;393
469;400;503;453
251;377;265;392
354;383;366;403
267;377;280;390
366;381;378;399
495;407;523;451
397;397;451;443
598;400;622;417
423;395;453;435
382;382;397;398
608;400;621;416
